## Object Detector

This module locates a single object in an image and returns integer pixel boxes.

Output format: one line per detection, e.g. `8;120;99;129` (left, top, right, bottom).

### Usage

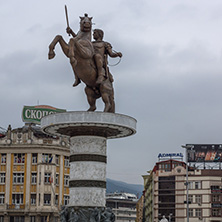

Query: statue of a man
92;29;122;84
160;215;169;222
66;27;122;86
60;206;68;222
101;208;115;222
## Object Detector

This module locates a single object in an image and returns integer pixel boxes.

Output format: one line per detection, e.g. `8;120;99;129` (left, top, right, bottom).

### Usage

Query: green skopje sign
22;105;66;125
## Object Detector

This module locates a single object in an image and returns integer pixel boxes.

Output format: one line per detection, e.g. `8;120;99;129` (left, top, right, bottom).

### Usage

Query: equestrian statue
48;9;122;113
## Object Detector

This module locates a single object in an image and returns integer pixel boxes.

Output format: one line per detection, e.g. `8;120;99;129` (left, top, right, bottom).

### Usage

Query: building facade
0;124;70;222
106;192;138;222
143;159;222;222
136;193;144;222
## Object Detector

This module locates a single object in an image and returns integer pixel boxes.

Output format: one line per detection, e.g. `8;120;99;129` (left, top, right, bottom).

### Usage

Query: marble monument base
41;111;137;221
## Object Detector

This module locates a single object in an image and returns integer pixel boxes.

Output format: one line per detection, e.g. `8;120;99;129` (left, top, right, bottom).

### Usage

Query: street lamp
181;145;193;222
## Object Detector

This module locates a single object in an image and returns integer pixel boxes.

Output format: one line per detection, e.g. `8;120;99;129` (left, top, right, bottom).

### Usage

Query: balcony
6;204;26;210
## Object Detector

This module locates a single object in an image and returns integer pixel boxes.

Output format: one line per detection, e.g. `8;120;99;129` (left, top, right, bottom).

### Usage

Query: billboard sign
158;153;183;159
22;105;66;125
186;144;222;162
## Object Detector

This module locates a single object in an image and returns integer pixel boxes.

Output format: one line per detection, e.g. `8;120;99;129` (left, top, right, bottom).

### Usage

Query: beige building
142;172;153;222
0;124;70;222
136;193;144;222
143;159;222;222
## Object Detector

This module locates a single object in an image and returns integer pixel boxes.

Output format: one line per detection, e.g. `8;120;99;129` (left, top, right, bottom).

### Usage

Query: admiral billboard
186;144;222;162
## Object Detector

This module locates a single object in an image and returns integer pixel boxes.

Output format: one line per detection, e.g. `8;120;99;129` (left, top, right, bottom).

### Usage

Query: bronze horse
48;14;115;113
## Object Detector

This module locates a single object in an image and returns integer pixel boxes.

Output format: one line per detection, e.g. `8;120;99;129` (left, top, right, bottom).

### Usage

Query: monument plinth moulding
41;111;136;221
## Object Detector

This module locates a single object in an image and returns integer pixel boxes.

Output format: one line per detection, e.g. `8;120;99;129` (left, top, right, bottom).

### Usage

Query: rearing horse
48;14;115;113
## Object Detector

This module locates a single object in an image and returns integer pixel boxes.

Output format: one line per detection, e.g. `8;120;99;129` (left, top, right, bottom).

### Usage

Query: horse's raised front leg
48;35;69;59
68;38;77;67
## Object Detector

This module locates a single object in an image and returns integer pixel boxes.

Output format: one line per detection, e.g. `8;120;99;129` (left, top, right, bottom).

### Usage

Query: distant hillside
106;178;144;197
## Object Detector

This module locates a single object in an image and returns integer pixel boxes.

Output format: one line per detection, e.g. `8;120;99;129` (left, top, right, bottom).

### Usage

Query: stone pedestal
41;111;136;221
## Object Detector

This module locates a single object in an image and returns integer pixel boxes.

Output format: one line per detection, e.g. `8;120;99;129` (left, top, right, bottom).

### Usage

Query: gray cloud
1;0;222;184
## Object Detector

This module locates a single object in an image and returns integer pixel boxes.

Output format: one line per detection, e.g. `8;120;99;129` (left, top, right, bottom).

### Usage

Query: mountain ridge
106;178;143;197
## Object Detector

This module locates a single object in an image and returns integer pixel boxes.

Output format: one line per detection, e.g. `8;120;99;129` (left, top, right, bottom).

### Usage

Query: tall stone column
69;136;107;208
41;111;136;221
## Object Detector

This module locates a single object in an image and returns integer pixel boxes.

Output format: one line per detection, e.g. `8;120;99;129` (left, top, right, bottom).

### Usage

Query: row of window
188;194;201;203
189;208;221;217
188;194;221;204
0;173;69;186
188;181;201;189
188;208;202;217
159;163;183;170
0;153;69;166
0;193;69;206
0;216;59;222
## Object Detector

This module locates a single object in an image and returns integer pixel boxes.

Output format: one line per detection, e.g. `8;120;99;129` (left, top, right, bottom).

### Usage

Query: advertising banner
22;105;66;125
186;144;222;162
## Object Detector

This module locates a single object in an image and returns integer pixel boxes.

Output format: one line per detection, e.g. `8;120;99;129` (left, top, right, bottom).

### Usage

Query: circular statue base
41;111;137;221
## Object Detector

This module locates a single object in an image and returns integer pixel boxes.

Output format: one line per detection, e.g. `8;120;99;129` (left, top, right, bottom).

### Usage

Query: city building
142;172;153;222
143;158;222;222
0;123;70;222
106;192;138;222
136;193;144;222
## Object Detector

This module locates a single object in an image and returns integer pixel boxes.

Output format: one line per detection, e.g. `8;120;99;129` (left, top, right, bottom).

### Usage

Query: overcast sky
1;0;222;184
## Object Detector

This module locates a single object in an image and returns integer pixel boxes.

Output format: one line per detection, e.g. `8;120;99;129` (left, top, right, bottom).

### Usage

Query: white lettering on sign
25;109;31;118
158;153;183;158
24;109;56;120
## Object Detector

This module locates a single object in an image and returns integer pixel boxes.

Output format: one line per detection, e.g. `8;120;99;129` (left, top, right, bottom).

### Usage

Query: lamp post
181;145;193;222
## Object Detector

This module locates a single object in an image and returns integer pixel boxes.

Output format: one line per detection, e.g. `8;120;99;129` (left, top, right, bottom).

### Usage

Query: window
195;181;201;189
188;209;193;217
0;216;4;222
41;216;47;222
55;155;59;165
1;154;6;164
212;195;220;202
30;216;35;222
42;154;53;163
44;194;51;205
195;209;202;217
188;195;193;204
0;173;5;183
212;208;221;217
31;194;36;205
39;172;41;185
14;154;25;164
31;173;37;184
55;195;59;205
195;195;201;203
32;154;37;164
188;182;193;189
64;175;69;186
39;194;41;206
55;174;59;185
64;156;69;167
12;194;23;204
12;217;24;222
44;173;51;184
13;173;24;184
64;195;69;205
0;194;4;204
211;185;220;190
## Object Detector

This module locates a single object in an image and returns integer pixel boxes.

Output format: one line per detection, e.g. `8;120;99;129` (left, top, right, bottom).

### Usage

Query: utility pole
181;145;194;222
